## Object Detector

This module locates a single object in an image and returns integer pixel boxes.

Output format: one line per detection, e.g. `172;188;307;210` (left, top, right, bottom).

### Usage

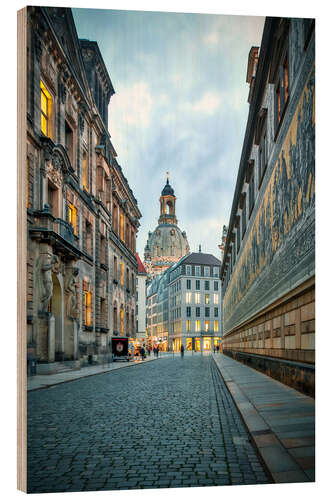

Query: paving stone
27;356;270;493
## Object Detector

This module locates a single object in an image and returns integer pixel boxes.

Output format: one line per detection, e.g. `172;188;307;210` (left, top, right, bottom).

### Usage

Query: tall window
84;291;92;326
120;213;124;241
82;151;88;191
120;262;124;286
186;280;191;290
195;266;201;276
195;320;200;332
275;52;289;132
113;204;118;233
213;294;218;305
186;320;191;332
186;265;191;276
205;320;209;332
259;120;268;185
83;220;92;255
114;256;118;281
205;294;210;305
65;121;74;166
204;266;210;277
214;307;219;317
40;80;52;138
113;303;118;332
205;281;210;291
68;203;77;235
214;281;219;291
205;307;210;318
195;280;200;290
214;320;219;332
186;307;191;318
213;267;219;277
120;308;124;333
186;292;191;304
195;293;200;304
249;168;255;214
242;196;247;239
196;307;200;318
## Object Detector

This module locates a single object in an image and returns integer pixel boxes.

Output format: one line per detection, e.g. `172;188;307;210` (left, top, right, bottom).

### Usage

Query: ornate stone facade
26;7;141;374
220;18;315;389
144;176;190;278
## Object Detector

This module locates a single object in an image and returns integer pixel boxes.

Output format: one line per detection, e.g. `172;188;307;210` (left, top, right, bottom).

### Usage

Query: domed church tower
144;173;190;278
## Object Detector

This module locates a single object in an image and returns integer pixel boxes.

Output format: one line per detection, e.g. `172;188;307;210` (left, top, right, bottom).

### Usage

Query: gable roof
136;253;147;274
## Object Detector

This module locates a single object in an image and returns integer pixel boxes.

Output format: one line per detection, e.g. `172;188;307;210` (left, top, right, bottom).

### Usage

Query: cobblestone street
27;354;271;492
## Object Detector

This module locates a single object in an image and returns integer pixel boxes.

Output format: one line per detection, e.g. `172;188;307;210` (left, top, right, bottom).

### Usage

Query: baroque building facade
144;176;190;278
146;251;222;352
26;7;141;374
220;18;315;395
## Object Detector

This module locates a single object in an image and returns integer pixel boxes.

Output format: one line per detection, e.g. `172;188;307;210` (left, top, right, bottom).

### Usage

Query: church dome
144;175;190;276
146;223;189;261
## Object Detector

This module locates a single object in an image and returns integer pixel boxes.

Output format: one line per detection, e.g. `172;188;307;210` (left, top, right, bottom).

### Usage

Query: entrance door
203;337;211;350
51;273;63;360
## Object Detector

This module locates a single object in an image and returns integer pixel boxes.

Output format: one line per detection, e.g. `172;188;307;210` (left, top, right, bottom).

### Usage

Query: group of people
135;345;161;361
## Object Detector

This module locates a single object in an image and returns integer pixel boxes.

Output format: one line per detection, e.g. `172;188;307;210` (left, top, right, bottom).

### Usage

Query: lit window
214;294;218;305
120;213;124;241
205;294;210;305
214;320;219;332
84;291;92;326
205;320;209;332
120;262;124;286
195;293;200;304
186;292;191;304
195;320;200;332
186;320;191;332
40;80;52;138
68;204;77;235
120;308;124;333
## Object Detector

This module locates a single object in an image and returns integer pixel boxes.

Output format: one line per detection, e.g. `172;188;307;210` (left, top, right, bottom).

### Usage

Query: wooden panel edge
17;6;27;493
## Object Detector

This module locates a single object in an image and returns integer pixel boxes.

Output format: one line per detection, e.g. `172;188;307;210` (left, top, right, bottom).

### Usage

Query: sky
72;8;265;260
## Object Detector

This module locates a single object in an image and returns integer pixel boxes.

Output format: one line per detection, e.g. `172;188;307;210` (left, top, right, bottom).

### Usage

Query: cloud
203;30;219;46
183;92;222;116
110;81;153;129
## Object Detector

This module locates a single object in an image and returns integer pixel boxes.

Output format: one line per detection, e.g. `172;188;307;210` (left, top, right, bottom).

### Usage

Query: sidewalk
212;354;315;484
27;354;171;392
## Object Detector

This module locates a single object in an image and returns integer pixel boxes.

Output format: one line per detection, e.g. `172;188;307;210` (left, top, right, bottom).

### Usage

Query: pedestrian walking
140;346;145;361
180;344;184;358
213;345;216;353
156;346;159;358
216;345;219;353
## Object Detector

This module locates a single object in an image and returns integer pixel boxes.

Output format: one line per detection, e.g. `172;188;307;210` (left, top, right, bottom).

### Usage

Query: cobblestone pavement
27;354;272;492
